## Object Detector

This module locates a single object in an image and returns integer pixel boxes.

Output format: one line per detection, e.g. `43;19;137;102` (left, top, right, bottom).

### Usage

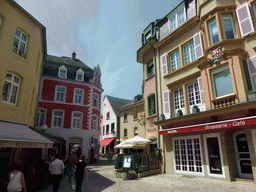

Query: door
234;132;253;179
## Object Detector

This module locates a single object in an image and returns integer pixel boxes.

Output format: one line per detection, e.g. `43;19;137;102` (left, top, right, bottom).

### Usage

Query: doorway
234;132;253;179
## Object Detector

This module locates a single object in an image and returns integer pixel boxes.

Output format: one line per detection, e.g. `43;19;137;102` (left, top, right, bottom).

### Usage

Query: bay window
222;15;235;39
208;19;219;44
212;65;233;98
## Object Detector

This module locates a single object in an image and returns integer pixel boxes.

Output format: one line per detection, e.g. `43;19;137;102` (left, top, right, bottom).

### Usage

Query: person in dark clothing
74;155;88;192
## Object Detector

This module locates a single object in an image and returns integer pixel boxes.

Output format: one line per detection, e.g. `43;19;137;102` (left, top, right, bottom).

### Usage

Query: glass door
234;133;253;179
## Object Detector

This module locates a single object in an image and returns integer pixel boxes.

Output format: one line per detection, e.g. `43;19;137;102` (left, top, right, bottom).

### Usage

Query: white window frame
211;64;234;98
183;40;196;64
170;49;181;71
35;108;47;127
94;93;99;108
222;15;235;39
2;73;21;105
203;133;225;178
173;88;185;116
55;86;66;102
76;68;84;81
58;65;67;78
52;110;64;128
173;135;204;176
187;82;203;113
13;29;28;57
93;115;98;130
208;18;220;45
71;111;83;129
168;2;186;33
73;88;84;105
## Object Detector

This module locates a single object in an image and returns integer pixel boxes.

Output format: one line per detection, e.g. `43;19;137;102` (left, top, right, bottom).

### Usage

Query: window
93;115;98;130
0;17;2;28
183;41;196;64
208;19;219;44
187;82;201;106
111;123;115;134
174;88;184;110
74;89;84;104
2;73;21;105
13;29;28;57
106;124;109;134
76;68;84;81
58;65;67;78
148;95;156;116
174;136;203;174
94;94;99;108
52;110;64;128
134;127;138;136
124;128;127;137
147;60;154;76
170;49;181;71
55;86;66;102
212;65;233;98
124;114;128;122
72;112;82;129
168;3;186;33
106;112;110;120
35;109;46;127
133;110;138;120
222;15;235;39
145;30;151;41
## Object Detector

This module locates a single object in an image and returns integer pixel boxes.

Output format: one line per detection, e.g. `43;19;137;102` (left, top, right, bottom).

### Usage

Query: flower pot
192;106;200;113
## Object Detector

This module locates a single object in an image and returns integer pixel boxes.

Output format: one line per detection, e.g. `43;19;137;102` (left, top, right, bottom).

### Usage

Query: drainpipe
148;33;160;148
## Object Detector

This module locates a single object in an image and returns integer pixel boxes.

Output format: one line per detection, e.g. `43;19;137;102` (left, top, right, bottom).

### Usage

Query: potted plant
248;91;256;101
192;105;200;113
176;109;183;117
127;170;137;179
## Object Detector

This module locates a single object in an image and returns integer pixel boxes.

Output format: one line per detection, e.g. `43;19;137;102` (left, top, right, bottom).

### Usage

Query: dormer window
58;65;67;78
168;2;186;33
76;68;84;81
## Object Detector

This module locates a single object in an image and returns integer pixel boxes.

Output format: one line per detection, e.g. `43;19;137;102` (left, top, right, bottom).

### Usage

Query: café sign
160;116;256;135
0;140;53;148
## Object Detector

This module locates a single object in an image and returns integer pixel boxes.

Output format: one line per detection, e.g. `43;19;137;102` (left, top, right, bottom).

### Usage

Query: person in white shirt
49;154;64;192
7;163;26;192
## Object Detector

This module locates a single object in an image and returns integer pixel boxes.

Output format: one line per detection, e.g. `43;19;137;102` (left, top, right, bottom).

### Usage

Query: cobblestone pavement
39;160;256;192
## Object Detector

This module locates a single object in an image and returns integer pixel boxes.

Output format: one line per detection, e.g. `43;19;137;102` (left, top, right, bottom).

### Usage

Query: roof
119;97;144;110
105;95;131;116
47;55;92;71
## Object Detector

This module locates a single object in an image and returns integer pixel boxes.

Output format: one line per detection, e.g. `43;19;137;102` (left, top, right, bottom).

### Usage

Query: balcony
212;93;236;109
102;131;116;139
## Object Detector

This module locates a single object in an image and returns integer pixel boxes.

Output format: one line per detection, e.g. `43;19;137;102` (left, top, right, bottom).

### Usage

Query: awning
100;138;115;147
0;121;53;148
160;115;256;136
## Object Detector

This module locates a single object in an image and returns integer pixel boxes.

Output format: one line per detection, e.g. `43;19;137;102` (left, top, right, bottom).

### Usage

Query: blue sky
16;0;182;104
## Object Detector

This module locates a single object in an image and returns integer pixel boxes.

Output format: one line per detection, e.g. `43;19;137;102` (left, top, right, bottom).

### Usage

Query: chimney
72;51;76;60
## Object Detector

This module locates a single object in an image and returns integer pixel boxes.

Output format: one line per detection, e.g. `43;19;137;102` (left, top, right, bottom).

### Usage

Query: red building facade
35;53;102;160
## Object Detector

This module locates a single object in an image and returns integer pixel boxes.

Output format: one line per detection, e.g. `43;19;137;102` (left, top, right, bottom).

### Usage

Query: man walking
49;154;64;192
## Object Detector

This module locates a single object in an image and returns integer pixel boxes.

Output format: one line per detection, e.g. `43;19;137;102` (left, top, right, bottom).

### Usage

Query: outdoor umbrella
114;142;134;148
122;136;151;146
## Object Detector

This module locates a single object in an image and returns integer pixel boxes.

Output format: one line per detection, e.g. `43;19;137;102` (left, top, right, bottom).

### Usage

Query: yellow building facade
138;0;256;181
0;0;46;126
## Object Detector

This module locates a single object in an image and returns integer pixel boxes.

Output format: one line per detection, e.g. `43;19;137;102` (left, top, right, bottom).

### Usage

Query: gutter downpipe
148;37;160;148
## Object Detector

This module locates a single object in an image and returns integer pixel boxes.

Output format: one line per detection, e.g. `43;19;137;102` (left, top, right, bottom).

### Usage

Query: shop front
157;108;256;181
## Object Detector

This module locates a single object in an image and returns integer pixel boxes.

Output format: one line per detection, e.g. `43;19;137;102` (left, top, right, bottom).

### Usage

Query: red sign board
160;116;256;136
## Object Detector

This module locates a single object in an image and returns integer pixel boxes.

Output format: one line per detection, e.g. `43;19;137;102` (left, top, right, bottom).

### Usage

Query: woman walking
74;155;89;192
7;163;26;192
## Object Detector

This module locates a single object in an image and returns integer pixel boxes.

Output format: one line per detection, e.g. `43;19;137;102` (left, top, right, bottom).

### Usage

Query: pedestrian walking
49;154;64;192
74;155;89;192
7;163;27;192
66;151;77;183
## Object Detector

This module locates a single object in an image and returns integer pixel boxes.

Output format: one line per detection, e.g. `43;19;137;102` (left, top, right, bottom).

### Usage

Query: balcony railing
212;94;236;109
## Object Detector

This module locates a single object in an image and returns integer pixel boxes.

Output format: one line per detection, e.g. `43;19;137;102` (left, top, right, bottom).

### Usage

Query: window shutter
197;76;205;103
161;53;168;76
247;56;256;90
236;3;254;37
163;90;171;119
193;32;204;59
